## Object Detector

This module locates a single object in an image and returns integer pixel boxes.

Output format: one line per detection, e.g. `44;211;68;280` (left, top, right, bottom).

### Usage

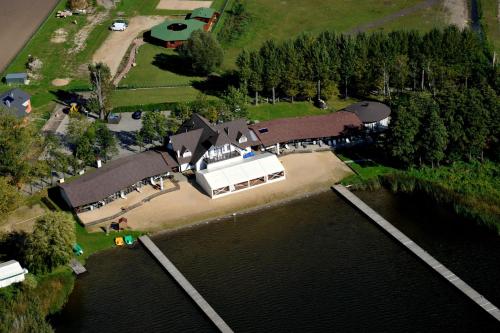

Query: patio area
77;180;178;226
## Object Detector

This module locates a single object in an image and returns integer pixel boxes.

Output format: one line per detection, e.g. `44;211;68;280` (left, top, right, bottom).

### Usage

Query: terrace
203;150;240;165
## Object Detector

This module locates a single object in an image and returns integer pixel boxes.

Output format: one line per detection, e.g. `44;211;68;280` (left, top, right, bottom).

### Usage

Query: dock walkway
139;236;233;333
332;185;500;322
69;259;87;275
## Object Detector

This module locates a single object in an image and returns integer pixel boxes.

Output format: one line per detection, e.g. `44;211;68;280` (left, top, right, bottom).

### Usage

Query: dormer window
182;148;192;158
238;135;247;143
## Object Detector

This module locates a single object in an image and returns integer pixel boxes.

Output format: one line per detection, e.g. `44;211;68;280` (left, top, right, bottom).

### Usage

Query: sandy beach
89;151;352;232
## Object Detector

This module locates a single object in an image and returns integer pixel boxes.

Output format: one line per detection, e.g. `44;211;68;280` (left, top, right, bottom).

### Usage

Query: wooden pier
139;236;233;333
69;259;87;275
332;184;500;322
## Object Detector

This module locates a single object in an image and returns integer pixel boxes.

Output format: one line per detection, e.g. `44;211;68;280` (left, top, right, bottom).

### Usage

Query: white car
110;21;127;31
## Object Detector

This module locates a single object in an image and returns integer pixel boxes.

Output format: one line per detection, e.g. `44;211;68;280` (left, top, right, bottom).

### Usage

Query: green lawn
111;86;216;107
221;0;426;68
120;44;205;88
482;0;500;53
248;97;356;121
370;3;448;33
75;222;144;262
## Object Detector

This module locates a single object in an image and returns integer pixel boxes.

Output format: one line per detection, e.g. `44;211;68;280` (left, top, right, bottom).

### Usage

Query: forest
236;26;499;167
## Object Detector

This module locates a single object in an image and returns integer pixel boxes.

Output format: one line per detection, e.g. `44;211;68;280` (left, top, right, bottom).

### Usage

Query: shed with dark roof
59;150;177;209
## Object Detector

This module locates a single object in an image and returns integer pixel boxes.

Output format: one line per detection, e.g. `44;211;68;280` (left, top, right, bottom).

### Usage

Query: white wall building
0;260;28;288
196;153;285;198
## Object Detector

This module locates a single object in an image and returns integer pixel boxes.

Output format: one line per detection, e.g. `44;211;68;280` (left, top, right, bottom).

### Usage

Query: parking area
108;111;171;158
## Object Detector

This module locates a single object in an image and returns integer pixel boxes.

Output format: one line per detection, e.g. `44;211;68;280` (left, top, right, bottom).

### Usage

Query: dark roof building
249;111;362;147
0;88;31;118
167;114;259;167
344;101;391;124
190;7;216;20
60;150;177;209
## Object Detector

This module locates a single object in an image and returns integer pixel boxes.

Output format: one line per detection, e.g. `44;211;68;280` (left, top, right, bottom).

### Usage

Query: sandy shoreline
88;151;353;234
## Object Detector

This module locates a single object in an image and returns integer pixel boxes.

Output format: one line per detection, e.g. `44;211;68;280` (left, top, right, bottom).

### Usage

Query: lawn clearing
370;3;448;32
120;43;205;87
111;86;215;107
482;0;500;53
248;97;355;121
221;0;426;68
75;222;144;262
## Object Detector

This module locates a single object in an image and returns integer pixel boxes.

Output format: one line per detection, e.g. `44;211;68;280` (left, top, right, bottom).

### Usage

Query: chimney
96;159;102;168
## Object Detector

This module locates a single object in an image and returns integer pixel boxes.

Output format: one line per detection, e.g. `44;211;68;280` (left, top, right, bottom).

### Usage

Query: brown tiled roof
249;111;362;147
60;150;177;208
168;114;259;165
344;101;391;123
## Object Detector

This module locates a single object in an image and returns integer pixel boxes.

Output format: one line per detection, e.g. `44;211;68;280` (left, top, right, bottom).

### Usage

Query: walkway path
139;235;233;333
332;184;500;322
113;38;145;86
348;0;440;33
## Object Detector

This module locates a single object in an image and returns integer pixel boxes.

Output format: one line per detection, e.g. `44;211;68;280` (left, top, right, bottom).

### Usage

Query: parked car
132;110;142;119
110;20;128;31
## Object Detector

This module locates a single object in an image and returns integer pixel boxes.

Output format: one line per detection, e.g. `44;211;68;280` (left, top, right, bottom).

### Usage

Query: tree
179;30;224;75
0;111;37;185
248;51;264;105
281;41;300;102
338;35;356;98
174;102;193;122
260;40;282;104
236;49;251;89
139;111;168;145
0;177;22;216
75;135;94;165
88;63;113;120
24;212;76;274
94;122;118;161
420;108;447;166
221;86;248;120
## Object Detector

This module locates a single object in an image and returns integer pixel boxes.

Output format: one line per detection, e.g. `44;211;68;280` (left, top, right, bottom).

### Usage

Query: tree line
236;27;497;104
236;27;498;167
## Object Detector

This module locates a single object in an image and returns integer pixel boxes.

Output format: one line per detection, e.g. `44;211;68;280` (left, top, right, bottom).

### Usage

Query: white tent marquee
196;153;285;198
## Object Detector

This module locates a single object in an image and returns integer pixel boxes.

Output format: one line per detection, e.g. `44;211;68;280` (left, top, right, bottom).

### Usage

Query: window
239;135;247;143
258;128;269;134
182;149;192;158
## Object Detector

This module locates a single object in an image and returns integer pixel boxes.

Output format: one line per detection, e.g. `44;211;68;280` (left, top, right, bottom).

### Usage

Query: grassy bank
110;86;215;107
0;267;75;332
480;0;500;53
383;162;500;233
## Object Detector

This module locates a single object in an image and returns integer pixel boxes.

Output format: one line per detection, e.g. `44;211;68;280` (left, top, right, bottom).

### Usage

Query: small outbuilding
344;101;391;130
0;88;32;118
189;7;219;30
5;73;29;85
0;260;29;288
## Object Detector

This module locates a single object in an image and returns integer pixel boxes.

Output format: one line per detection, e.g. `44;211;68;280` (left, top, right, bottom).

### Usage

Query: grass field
120;44;205;87
111;86;215;107
248;97;356;121
369;3;448;33
75;222;144;262
482;0;500;53
221;0;428;68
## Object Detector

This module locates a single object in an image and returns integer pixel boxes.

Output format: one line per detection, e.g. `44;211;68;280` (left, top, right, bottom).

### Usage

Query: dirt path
349;0;440;33
444;0;468;29
113;39;145;85
69;10;110;55
92;16;167;76
156;0;213;10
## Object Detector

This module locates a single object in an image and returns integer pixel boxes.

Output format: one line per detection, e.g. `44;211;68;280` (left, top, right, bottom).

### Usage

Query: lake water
53;190;500;332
